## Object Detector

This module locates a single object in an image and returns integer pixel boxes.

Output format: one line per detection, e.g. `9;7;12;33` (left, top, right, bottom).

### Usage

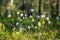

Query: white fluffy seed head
48;21;51;24
30;15;32;18
32;19;34;22
25;14;27;17
35;26;37;29
31;9;34;12
17;11;20;15
23;17;25;19
46;17;49;20
16;22;19;25
20;14;23;17
41;15;46;18
13;27;15;31
16;32;19;35
28;26;30;29
19;27;24;31
38;22;41;26
8;14;11;18
37;15;40;18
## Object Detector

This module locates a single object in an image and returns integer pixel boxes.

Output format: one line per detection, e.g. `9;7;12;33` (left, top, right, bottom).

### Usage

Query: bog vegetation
0;0;60;40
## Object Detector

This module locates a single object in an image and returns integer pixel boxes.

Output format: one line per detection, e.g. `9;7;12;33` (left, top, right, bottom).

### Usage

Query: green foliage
0;0;60;40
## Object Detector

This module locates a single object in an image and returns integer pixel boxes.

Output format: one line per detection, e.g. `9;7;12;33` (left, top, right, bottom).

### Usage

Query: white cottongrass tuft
17;11;20;15
32;19;34;22
25;14;27;17
35;26;37;29
16;22;19;25
37;15;40;18
19;27;24;31
23;17;25;19
8;14;11;18
46;17;49;20
41;15;46;18
28;26;30;29
30;15;32;18
20;14;23;17
38;22;41;26
31;9;34;12
48;21;51;24
16;32;19;35
13;27;15;31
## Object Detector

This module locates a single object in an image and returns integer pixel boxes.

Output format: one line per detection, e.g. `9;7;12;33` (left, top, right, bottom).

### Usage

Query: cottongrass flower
48;21;51;24
46;17;49;20
31;9;34;12
19;27;24;31
25;14;27;17
35;26;37;29
16;32;19;35
38;22;41;27
30;15;32;18
37;15;40;18
8;14;11;18
16;22;19;25
17;11;20;15
41;15;46;18
28;26;30;29
56;16;60;20
13;27;15;31
32;19;34;22
20;14;23;17
31;24;34;28
23;17;25;19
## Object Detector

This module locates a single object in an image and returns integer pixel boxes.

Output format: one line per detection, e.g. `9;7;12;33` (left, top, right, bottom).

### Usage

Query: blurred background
0;0;60;40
